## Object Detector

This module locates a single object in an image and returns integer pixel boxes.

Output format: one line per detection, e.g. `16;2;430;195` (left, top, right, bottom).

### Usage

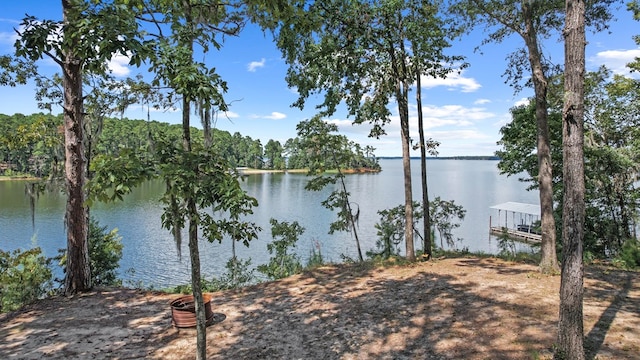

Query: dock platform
490;226;541;244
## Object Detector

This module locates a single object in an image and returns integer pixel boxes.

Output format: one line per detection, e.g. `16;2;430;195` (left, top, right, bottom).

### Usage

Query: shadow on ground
1;258;638;360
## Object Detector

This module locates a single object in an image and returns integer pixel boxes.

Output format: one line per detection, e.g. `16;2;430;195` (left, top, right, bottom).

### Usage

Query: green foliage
211;257;256;290
0;113;63;178
170;256;257;293
297;116;367;261
0;55;37;87
87;218;124;287
88;148;156;205
56;216;124;287
448;0;617;90
0;247;52;313
264;139;284;170
306;240;325;269
370;198;467;257
156;145;260;247
430;197;467;250
0;112;379;179
368;202;423;259
496;99;563;191
497;68;640;259
14;2;145;74
614;239;640;269
257;218;304;280
496;228;517;258
267;0;461;134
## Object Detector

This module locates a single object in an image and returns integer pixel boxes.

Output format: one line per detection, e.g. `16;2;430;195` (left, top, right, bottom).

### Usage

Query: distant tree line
0;113;380;178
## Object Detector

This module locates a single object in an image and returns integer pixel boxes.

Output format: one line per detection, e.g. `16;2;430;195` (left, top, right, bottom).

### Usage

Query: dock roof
490;202;540;216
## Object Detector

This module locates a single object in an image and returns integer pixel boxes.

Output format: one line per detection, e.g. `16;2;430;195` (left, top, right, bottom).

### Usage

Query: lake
0;159;539;288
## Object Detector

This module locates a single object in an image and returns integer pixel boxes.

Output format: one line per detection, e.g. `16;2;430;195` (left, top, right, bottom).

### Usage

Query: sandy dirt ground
1;257;638;359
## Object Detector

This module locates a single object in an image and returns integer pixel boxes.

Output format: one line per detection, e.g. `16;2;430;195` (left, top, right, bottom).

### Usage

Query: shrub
88;217;123;286
209;257;256;291
169;256;256;293
0;247;52;313
496;228;516;258
306;240;324;268
57;216;123;287
616;239;640;269
257;218;304;280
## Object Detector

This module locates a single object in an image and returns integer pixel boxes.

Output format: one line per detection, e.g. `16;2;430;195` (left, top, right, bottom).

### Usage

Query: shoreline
0;167;381;180
0;176;39;181
237;168;307;175
237;168;381;175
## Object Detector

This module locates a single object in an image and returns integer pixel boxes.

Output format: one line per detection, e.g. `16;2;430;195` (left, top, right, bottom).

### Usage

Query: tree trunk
556;0;586;358
188;198;206;360
387;31;415;262
415;61;432;259
397;78;415;262
522;2;560;275
181;3;206;357
183;95;207;360
333;151;364;262
62;0;91;296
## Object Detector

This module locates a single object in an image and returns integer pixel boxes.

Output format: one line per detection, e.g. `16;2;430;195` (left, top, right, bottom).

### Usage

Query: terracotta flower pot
170;294;214;328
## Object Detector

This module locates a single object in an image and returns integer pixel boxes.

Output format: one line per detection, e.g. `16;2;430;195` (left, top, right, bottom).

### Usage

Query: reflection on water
0;159;538;288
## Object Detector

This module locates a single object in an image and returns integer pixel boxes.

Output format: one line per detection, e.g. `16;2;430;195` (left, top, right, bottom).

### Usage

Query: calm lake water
0;159;538;288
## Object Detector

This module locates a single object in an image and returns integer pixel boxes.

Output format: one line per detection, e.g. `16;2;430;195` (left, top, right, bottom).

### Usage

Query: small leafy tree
430;197;467;250
297;116;365;261
258;218;304;280
496;228;517;259
211;257;256;290
615;239;640;269
306;240;324;268
264;139;285;170
369;202;423;260
262;0;463;262
172;256;256;293
87;217;123;287
0;247;52;313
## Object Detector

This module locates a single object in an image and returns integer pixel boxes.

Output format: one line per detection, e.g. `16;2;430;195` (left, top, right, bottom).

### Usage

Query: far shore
237;167;381;175
0;167;380;180
237;168;307;175
0;176;39;181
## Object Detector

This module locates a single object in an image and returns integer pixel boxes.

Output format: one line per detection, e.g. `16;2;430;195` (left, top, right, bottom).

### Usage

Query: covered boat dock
489;202;542;243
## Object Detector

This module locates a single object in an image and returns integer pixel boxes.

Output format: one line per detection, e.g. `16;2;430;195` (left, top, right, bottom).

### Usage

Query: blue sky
1;2;638;157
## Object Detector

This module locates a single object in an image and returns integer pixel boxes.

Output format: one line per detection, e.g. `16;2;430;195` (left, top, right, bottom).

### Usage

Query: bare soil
1;257;638;359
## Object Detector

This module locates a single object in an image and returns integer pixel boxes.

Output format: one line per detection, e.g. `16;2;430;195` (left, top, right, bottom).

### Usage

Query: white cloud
223;110;239;119
0;19;20;46
513;97;529;107
591;48;640;76
420;69;481;93
315;103;501;157
0;30;17;46
474;98;491;105
326;118;370;135
251;111;286;120
493;112;513;128
265;111;286;120
247;58;266;72
430;129;490;140
361;103;497;146
418;104;494;127
107;53;131;77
